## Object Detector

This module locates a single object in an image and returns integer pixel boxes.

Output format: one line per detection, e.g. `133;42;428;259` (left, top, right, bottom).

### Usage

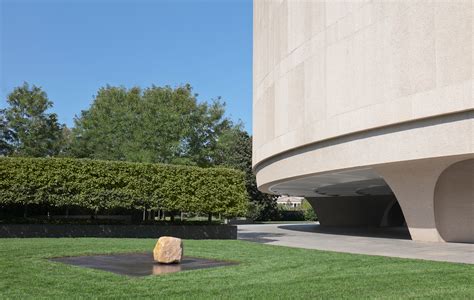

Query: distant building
276;196;304;209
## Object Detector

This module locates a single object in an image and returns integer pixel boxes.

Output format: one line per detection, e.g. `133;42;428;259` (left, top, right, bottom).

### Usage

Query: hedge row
0;157;248;217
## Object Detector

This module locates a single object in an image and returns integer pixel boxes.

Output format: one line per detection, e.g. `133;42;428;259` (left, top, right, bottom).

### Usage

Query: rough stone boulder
153;236;183;264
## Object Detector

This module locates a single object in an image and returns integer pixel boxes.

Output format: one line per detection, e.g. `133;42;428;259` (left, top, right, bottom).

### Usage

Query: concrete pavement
238;223;474;264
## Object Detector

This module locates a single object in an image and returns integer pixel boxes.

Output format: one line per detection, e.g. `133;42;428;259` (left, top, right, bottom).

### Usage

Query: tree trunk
208;213;212;222
91;208;98;220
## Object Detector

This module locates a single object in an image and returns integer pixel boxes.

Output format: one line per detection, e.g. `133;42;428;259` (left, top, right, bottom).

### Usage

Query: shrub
274;199;317;222
278;210;305;221
302;199;317;221
0;157;248;217
245;201;263;221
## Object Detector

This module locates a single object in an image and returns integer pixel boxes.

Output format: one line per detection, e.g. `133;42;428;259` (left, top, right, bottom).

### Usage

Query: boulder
153;236;183;264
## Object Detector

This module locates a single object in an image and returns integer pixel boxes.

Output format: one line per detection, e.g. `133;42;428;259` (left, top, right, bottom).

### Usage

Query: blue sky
0;0;253;132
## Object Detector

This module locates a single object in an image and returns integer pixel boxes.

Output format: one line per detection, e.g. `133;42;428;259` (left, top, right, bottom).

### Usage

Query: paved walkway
237;223;474;264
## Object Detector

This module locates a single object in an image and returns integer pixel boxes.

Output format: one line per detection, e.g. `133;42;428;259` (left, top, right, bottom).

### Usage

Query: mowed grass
0;239;473;299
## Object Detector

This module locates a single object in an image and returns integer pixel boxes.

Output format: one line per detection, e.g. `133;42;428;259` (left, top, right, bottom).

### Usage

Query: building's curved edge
254;110;473;194
253;82;473;169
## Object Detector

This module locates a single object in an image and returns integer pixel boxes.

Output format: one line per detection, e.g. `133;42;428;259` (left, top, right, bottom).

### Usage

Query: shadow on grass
237;229;285;243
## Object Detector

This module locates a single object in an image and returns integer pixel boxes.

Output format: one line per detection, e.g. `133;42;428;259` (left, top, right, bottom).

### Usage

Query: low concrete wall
0;224;237;239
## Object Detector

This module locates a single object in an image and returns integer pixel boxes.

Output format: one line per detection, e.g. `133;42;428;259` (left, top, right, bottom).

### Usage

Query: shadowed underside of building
253;0;473;243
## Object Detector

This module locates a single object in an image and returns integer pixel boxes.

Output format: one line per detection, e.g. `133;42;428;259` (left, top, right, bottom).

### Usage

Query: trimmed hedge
0;157;248;217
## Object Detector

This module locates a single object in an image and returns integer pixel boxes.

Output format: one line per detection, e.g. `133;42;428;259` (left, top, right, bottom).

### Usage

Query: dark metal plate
51;253;237;277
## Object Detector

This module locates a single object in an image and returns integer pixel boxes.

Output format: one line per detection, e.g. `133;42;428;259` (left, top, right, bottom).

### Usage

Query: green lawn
0;239;472;299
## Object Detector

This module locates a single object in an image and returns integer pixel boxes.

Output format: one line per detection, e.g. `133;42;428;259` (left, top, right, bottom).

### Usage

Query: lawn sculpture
153;236;183;264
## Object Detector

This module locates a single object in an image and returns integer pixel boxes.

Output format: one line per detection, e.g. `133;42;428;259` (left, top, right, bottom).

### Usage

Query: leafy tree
2;83;65;157
56;126;73;157
70;86;142;160
0;109;14;156
302;199;317;221
181;97;231;167
70;84;230;165
133;84;198;164
214;127;279;221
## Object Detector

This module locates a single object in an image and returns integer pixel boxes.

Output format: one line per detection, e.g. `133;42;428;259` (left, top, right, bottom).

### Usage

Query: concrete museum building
253;0;473;243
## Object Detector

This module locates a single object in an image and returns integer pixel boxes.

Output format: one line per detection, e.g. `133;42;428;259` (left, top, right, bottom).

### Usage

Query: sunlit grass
0;238;472;299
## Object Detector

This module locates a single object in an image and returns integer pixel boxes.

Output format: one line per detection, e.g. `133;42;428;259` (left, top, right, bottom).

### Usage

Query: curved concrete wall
253;0;472;179
253;0;473;242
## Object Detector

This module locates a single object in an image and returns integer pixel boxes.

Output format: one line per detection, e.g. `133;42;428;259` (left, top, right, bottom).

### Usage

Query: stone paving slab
238;223;474;264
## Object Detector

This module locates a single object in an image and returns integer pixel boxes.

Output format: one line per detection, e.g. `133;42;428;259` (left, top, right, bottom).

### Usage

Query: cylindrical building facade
253;0;473;242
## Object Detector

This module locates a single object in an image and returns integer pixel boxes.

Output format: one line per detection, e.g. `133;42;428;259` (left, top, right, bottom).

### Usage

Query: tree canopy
70;84;231;166
0;83;65;157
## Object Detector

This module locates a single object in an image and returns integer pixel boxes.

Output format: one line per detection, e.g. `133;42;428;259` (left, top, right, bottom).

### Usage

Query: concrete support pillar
374;156;471;242
434;159;474;243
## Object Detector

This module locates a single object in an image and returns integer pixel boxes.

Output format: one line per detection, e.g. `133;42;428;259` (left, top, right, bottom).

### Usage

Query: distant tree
302;199;317;221
181;97;232;167
3;83;64;157
70;84;230;165
56;126;73;157
69;86;142;160
214;127;279;221
0;109;14;156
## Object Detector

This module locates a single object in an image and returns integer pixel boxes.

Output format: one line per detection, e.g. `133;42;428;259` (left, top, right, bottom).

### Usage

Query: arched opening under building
270;169;410;240
305;195;410;239
381;199;406;227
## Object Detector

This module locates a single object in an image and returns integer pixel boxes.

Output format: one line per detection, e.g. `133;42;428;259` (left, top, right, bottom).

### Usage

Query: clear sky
0;0;253;132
